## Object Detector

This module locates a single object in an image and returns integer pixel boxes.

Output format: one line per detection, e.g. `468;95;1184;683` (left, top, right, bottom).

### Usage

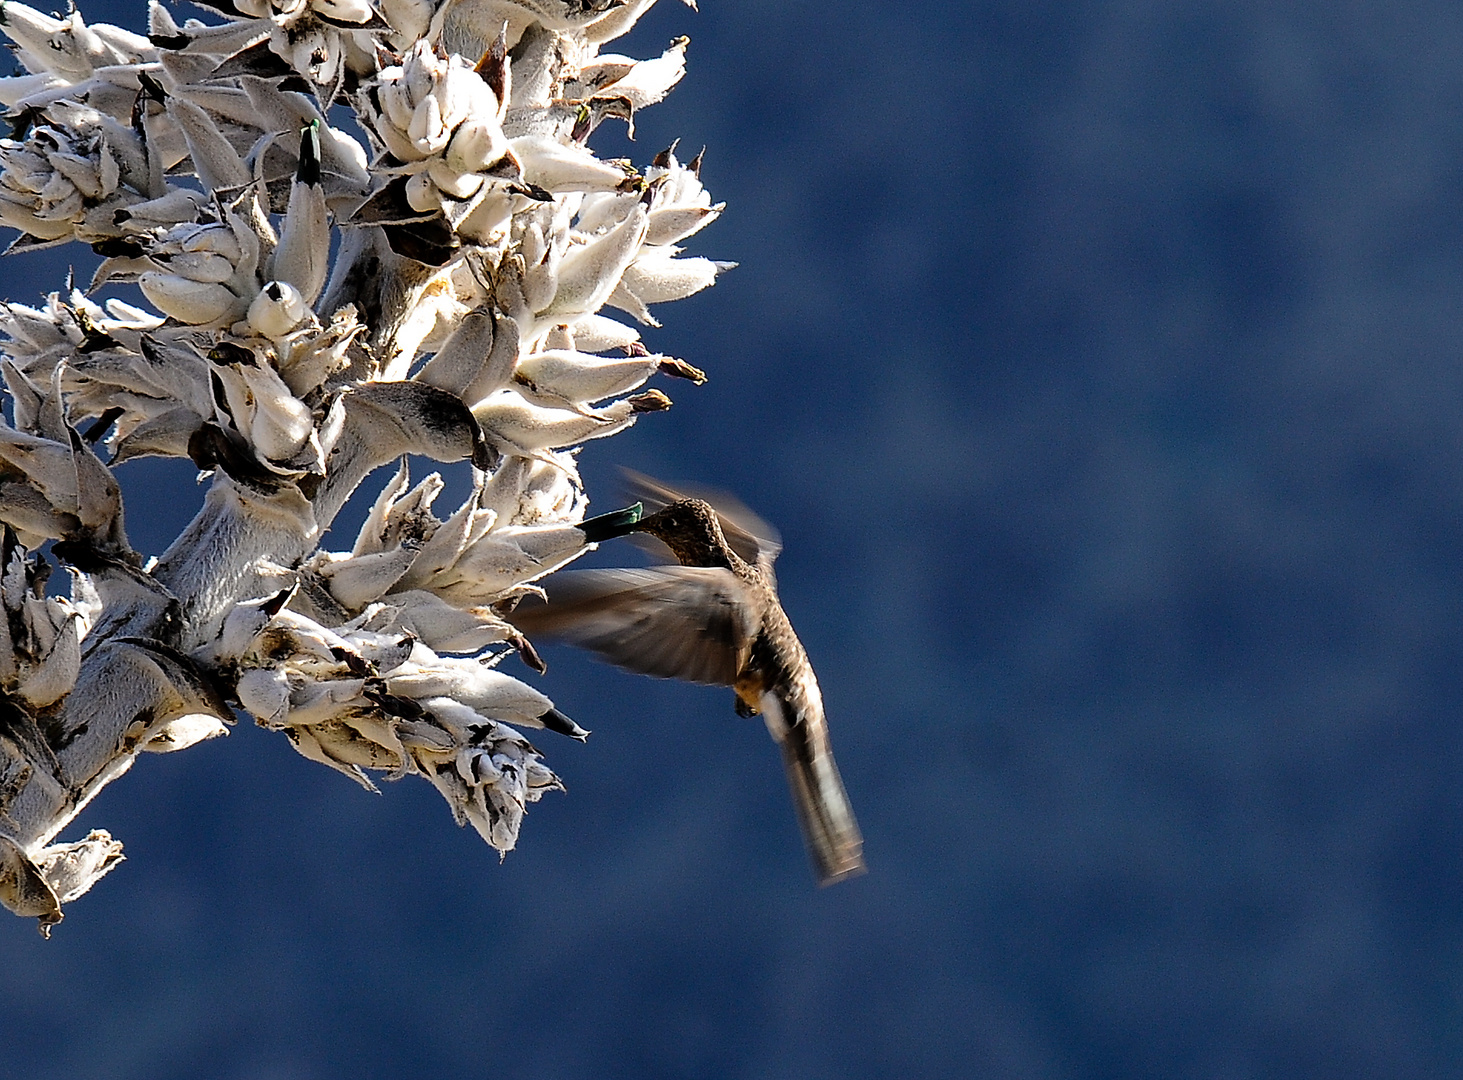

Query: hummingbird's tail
780;733;866;885
764;693;866;885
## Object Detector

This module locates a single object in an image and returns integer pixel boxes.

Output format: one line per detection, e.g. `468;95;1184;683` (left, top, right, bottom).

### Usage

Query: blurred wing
509;567;762;685
621;468;783;571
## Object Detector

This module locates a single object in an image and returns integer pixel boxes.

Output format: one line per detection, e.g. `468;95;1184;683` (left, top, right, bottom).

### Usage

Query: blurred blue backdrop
6;1;1463;1077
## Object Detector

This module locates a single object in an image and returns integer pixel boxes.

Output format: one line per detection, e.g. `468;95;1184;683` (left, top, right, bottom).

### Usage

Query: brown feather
509;567;762;686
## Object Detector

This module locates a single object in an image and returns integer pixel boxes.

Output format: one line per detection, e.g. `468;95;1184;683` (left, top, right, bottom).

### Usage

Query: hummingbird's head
637;499;737;568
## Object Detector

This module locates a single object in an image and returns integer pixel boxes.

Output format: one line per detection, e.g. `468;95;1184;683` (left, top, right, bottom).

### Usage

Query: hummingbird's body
511;488;866;885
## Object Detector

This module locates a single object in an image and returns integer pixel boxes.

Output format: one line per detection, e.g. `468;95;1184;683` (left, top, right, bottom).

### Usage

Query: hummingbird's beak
577;502;643;543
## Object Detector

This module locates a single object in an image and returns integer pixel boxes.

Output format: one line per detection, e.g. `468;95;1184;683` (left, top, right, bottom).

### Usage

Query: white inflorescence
0;0;719;933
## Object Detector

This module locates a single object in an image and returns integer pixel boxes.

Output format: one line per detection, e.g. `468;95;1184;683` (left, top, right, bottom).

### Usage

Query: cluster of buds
0;357;125;552
0;100;175;246
137;216;261;326
205;592;565;852
0;533;90;710
0;2;154;113
0;0;729;931
368;40;520;237
300;454;658;629
234;0;378;88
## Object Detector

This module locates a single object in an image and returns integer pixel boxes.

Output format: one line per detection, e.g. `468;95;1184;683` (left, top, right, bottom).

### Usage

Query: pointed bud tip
628;389;673;413
208;340;256;366
296;120;321;187
81;406;123;444
261;584;296;617
652;138;681;170
138;71;166;103
657;357;706;385
513;633;546;675
540;707;590;742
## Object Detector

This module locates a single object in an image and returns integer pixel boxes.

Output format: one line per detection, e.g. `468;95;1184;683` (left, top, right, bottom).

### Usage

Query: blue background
7;1;1463;1077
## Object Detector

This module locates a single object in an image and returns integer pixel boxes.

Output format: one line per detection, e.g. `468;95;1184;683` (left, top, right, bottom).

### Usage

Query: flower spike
0;0;749;931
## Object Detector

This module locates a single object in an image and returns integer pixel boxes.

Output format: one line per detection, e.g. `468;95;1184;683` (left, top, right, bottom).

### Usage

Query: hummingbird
510;475;866;885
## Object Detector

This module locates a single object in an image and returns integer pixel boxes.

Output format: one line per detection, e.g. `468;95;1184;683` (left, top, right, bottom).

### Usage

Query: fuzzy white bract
0;0;717;934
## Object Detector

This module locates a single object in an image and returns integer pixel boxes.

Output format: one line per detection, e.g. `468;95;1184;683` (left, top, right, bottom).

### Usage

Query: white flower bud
473;388;636;452
386;658;557;727
427;158;485;200
543;202;648;320
182;225;243;263
514;348;660;405
318;546;419;610
379;80;419;142
139;271;240;325
591;39;688;109
615;249;729;310
248;281;310;341
404;171;439;213
161;251;236;284
311;0;373;22
567;313;641;352
445;119;508;175
142;714;229;753
238;371;315;463
372;41;509;222
510;134;631;193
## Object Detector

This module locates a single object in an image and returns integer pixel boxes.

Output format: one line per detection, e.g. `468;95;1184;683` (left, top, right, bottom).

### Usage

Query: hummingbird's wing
508;567;761;686
621;469;782;574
